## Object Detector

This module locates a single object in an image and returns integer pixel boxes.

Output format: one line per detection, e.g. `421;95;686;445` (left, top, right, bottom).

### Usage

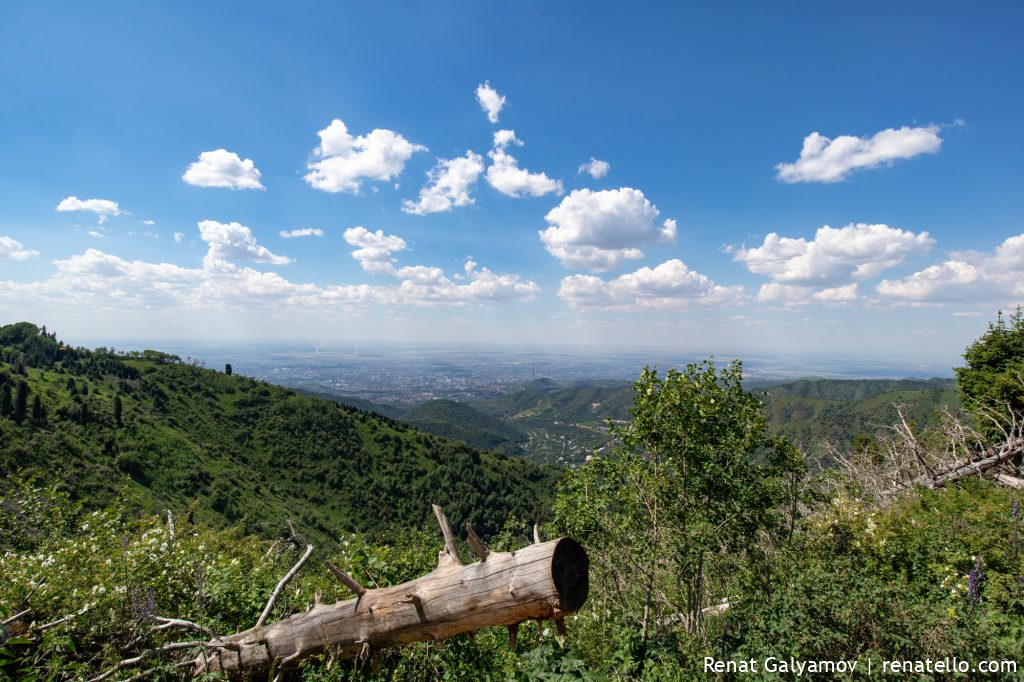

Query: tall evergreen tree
225;363;233;376
0;383;11;417
14;380;29;423
114;395;123;427
31;395;44;424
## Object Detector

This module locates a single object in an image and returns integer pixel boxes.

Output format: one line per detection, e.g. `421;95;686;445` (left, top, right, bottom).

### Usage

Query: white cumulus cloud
577;157;610;179
279;228;324;238
0;236;39;260
343;226;408;274
486;130;562;198
304;119;426;194
475;81;506;123
403;151;485;215
182;149;264;189
393;259;540;305
877;233;1024;303
776;125;942;183
559;259;741;311
197;220;292;270
56;196;124;223
173;232;184;243
539;188;677;271
731;223;934;288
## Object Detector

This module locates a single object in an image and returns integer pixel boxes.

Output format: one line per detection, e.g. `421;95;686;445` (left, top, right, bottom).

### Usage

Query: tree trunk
193;537;589;678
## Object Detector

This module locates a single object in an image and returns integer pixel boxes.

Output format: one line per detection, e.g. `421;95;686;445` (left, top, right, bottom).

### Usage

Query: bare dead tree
827;403;1024;503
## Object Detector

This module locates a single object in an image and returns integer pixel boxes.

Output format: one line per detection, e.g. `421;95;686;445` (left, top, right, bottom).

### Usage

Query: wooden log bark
193;537;589;678
885;433;1023;497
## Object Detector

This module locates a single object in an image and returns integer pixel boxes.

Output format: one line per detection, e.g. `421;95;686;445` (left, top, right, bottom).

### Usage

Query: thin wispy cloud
279;228;324;238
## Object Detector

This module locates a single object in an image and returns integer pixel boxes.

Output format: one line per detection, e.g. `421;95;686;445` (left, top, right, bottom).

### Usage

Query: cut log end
551;537;589;612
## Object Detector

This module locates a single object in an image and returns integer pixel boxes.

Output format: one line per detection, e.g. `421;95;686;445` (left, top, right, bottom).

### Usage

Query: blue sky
1;2;1022;364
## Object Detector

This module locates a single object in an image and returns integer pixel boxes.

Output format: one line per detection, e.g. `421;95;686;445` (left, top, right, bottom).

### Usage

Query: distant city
152;343;957;406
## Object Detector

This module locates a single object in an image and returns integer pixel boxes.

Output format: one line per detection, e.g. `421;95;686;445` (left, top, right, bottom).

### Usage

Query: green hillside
443;377;959;465
0;322;560;547
473;380;634;423
763;377;959;454
402;399;528;456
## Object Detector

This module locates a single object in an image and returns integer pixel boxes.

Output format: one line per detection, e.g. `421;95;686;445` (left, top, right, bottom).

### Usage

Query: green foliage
0;322;561;548
956;307;1024;437
402;399;528;456
555;360;802;674
719;480;1024;674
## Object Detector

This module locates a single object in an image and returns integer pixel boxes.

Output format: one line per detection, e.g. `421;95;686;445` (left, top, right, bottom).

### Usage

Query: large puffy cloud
877;234;1024;302
182;149;264;189
56;196;124;223
0;236;39;260
486;130;562;198
343;226;408;274
559;259;740;311
776;125;942;183
539;188;677;271
475;81;506;123
402;151;485;215
305;119;426;193
198;220;292;270
731;223;934;289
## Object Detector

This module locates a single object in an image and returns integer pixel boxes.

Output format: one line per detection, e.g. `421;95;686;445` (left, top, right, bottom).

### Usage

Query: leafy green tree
225;363;233;376
955;306;1024;438
555;360;802;668
113;394;123;426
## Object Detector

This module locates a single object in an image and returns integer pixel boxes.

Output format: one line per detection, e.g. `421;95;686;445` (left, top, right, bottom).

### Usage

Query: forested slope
0;322;560;547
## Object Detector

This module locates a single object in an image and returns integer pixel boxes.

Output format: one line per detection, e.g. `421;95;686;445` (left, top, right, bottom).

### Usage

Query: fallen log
192;509;589;678
885;432;1023;497
995;473;1024;489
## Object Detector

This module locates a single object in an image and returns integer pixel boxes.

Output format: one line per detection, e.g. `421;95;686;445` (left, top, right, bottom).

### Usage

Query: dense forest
304;376;960;466
1;314;1022;680
0;322;559;547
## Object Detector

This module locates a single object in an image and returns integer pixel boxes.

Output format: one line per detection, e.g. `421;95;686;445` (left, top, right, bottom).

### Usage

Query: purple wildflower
130;587;157;620
1013;499;1021;523
967;558;984;603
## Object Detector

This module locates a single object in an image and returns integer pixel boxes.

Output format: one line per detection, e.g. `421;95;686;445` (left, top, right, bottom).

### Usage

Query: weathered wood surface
194;536;589;678
885;431;1023;497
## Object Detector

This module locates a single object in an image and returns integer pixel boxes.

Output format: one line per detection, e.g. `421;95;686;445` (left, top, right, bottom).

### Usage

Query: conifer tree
0;383;11;417
14;380;29;423
31;395;44;424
